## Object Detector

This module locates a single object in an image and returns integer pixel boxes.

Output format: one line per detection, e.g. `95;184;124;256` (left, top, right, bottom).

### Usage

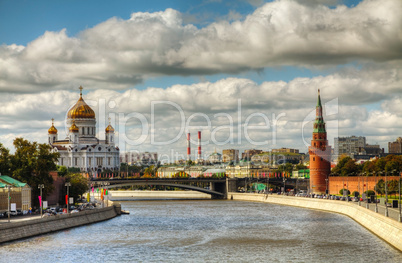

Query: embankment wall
0;204;121;244
229;192;402;252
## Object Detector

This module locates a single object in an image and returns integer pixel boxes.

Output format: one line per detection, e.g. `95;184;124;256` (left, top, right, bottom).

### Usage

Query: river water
1;200;401;262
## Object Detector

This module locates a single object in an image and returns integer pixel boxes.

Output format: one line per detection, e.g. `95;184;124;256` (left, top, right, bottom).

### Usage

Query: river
1;200;401;262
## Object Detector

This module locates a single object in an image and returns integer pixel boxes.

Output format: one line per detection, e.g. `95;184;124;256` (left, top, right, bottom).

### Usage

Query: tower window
82;127;85;135
313;157;315;161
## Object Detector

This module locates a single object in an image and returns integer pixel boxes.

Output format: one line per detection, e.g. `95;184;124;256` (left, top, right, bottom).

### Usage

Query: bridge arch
94;182;224;198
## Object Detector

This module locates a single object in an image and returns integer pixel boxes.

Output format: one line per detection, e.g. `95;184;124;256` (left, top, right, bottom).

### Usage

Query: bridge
90;177;310;199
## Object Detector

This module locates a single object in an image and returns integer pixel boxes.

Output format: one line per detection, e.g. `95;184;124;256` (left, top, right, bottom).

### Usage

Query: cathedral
48;87;120;174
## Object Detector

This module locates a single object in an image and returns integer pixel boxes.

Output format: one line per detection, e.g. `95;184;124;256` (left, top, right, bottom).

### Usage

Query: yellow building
225;162;271;178
0;175;31;212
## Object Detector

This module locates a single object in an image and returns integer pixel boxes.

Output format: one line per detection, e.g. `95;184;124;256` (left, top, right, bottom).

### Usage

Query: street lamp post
399;171;401;222
385;172;389;217
283;178;287;195
374;171;378;213
104;182;110;207
65;182;71;213
38;184;44;218
366;172;369;209
362;172;367;208
358;173;362;206
347;173;349;202
7;185;11;223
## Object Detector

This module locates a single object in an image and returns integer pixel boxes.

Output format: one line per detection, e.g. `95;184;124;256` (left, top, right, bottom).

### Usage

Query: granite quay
228;192;402;252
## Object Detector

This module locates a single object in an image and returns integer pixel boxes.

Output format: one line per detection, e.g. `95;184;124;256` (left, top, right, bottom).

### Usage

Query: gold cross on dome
51;118;54;125
108;117;111;125
79;86;83;96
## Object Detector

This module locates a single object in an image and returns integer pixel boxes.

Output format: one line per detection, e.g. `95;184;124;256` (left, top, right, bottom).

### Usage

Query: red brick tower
309;89;331;194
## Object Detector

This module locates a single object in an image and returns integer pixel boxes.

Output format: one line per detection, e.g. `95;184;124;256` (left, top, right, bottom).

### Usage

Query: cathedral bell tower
309;89;331;194
105;118;115;146
69;120;79;145
48;118;58;144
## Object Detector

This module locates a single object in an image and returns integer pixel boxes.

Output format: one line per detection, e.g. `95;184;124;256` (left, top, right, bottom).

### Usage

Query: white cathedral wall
66;118;97;137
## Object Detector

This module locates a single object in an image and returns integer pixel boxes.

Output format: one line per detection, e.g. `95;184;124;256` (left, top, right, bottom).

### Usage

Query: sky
0;0;401;161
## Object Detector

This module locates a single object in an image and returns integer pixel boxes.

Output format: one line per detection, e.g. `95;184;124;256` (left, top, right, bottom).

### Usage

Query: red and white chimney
198;131;201;160
187;133;191;160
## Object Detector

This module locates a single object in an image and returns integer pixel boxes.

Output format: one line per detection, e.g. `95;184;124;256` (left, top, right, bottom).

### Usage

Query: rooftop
0;175;27;188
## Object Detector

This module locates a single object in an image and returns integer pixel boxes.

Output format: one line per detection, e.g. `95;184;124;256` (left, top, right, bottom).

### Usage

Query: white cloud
0;68;401;156
0;0;401;92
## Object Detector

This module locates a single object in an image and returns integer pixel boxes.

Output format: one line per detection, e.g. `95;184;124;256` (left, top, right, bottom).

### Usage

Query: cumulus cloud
1;67;401;156
0;0;401;92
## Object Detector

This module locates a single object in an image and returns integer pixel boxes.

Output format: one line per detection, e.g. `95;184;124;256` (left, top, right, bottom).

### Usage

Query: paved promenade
229;192;402;252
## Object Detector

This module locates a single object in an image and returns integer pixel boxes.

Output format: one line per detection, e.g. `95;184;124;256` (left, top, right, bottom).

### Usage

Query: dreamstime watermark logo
63;96;339;162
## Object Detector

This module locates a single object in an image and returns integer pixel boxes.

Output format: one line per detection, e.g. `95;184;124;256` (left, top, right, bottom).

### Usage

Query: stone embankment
229;192;402;252
0;204;121;244
109;190;210;200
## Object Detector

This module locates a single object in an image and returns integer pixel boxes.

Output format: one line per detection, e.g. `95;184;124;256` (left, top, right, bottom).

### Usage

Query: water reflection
0;200;401;263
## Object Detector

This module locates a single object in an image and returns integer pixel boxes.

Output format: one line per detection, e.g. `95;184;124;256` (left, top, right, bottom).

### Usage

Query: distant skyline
0;0;401;160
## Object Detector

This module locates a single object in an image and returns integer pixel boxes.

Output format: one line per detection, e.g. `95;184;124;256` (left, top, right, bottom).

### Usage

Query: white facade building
120;151;158;165
48;87;119;173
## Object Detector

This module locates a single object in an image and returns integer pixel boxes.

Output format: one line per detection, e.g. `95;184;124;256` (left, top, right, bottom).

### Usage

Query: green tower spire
317;89;322;107
313;89;326;133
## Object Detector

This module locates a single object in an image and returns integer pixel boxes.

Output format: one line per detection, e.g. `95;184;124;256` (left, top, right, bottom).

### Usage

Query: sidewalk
351;201;401;222
0;214;42;225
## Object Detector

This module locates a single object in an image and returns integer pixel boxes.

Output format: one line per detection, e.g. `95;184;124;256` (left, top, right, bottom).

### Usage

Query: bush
339;189;350;195
365;190;375;196
352;191;360;197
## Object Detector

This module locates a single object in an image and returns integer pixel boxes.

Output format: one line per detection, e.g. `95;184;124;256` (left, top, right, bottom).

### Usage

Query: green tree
375;158;387;172
57;165;68;177
388;179;399;197
295;163;307;170
332;156;352;175
11;138;59;206
277;163;293;174
375;179;385;196
364;190;375;197
144;165;155;177
362;161;376;174
0;143;11;175
332;156;360;176
65;173;89;203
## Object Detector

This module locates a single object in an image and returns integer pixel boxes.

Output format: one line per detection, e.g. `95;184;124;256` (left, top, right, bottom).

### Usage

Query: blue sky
0;0;401;158
0;0;259;45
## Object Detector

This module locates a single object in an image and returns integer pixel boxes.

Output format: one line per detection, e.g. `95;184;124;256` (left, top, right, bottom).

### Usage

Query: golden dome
67;86;95;119
105;124;115;133
69;122;79;132
105;117;114;133
48;118;58;134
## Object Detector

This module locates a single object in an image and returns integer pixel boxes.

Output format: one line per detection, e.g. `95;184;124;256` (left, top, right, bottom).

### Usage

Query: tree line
332;155;402;176
0;138;88;207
